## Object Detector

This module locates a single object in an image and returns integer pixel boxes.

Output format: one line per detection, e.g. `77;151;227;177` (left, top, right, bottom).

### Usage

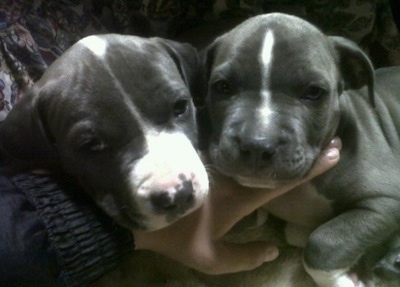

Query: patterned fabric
0;0;399;121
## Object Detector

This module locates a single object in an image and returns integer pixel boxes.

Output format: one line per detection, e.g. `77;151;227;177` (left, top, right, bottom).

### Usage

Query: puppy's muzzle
238;136;283;168
131;132;209;230
210;125;310;188
150;175;195;214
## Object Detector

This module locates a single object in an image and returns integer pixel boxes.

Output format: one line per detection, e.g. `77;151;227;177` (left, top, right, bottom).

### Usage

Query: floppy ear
330;36;375;106
0;87;59;166
193;39;220;150
203;40;217;83
156;38;203;102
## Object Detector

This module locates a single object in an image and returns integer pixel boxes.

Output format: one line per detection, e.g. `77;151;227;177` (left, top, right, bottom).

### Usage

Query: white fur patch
258;30;275;124
80;37;141;117
129;130;209;230
260;30;275;72
79;35;108;58
304;265;362;287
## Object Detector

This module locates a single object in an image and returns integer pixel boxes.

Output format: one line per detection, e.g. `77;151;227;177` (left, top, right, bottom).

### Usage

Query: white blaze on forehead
260;30;275;72
79;35;108;57
79;35;141;117
258;30;275;122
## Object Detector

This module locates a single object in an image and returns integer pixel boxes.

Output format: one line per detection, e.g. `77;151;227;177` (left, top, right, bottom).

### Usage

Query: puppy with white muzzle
203;13;400;287
0;34;209;231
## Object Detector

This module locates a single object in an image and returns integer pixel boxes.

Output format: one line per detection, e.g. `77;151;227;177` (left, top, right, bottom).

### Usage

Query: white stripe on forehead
79;35;108;58
260;30;275;72
79;35;144;119
258;30;275;120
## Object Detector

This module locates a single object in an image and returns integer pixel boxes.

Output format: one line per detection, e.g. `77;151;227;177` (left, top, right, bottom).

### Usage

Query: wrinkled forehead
76;35;188;108
55;35;188;125
214;15;336;77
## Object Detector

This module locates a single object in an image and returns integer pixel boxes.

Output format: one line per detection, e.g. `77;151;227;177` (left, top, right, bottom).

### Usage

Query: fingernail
325;148;339;160
328;137;342;150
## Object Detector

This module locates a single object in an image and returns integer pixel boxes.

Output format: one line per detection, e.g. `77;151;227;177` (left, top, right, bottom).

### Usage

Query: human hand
133;137;341;275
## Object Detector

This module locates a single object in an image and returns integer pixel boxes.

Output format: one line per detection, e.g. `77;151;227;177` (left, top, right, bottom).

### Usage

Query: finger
302;137;341;180
193;241;279;275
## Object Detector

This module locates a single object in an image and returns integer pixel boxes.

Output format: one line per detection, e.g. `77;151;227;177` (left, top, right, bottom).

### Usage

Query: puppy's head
203;13;373;188
0;34;209;230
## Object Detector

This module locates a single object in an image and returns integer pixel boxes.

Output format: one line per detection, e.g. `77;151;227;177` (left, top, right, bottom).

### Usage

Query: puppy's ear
193;40;220;151
0;87;58;166
203;40;218;83
330;36;375;106
157;39;201;96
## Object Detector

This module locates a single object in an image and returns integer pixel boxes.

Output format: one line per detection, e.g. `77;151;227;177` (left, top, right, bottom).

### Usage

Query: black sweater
0;170;134;286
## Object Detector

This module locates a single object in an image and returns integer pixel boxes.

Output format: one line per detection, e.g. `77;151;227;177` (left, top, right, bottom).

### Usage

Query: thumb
198;241;279;275
304;137;342;180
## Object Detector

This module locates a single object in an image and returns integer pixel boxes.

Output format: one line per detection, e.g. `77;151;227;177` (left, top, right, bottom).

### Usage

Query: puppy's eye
173;99;189;117
302;85;327;101
78;136;108;153
213;79;232;95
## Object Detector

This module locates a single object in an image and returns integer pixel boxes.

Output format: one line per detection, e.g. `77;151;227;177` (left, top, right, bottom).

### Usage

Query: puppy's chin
141;201;204;231
233;173;308;189
234;175;284;189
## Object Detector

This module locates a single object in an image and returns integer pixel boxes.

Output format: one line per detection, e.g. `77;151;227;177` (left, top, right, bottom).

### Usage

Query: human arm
133;137;342;274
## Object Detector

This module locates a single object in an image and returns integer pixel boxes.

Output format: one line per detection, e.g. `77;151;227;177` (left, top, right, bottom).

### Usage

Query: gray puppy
203;13;400;287
0;34;209;231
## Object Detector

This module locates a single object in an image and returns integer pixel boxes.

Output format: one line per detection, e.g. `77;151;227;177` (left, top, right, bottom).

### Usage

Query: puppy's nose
239;137;278;164
150;180;195;213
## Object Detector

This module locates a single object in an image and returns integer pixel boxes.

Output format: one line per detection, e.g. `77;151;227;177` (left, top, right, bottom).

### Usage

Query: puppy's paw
348;272;365;287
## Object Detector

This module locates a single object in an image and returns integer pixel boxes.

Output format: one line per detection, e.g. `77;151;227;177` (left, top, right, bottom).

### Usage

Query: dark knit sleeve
7;172;134;287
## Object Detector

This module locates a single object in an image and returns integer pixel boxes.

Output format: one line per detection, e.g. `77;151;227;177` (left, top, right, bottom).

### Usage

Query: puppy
0;34;209;231
203;13;400;286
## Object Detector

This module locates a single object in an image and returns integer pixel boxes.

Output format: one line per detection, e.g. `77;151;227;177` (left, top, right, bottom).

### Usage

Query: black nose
238;137;279;165
150;180;195;214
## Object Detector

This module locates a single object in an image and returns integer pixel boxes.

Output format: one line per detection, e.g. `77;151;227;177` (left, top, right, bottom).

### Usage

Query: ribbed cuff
11;172;134;287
